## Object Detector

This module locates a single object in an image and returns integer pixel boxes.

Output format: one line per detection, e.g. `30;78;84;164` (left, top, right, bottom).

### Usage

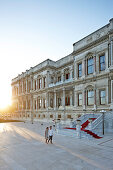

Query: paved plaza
0;122;113;170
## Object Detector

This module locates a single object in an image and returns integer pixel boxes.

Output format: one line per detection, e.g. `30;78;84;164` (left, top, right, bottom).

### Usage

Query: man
48;126;53;144
45;127;49;144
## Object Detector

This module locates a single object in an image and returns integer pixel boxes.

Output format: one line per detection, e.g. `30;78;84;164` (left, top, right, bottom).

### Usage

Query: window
38;99;42;109
35;100;37;110
50;99;53;108
24;82;26;92
65;97;70;106
87;90;94;105
43;77;46;88
66;73;70;80
67;115;71;119
44;99;46;108
20;85;22;93
51;76;54;83
100;90;105;105
28;81;31;92
99;55;105;71
50;115;53;118
78;93;82;106
78;63;82;77
58;98;61;107
58;115;61;119
87;58;94;74
43;114;45;118
35;80;36;90
28;100;30;109
58;76;61;82
23;101;26;109
39;78;42;89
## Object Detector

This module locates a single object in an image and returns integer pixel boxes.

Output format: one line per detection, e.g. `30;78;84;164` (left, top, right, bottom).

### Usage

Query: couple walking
45;126;53;144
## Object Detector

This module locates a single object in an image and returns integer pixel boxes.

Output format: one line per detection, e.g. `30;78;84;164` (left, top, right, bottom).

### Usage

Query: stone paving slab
0;122;113;170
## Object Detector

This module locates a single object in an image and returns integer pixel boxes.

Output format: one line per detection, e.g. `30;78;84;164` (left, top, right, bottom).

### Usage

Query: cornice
72;35;108;56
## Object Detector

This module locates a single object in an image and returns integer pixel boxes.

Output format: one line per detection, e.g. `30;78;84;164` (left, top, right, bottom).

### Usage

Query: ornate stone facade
11;18;113;122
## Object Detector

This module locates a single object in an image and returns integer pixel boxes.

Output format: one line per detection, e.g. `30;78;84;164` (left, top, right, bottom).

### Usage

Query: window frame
99;54;105;71
78;93;82;106
39;78;42;89
87;90;94;106
99;89;106;105
78;63;82;78
43;77;46;88
87;57;94;75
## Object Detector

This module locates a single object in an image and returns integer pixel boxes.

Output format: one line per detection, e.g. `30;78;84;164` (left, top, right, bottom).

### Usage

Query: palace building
11;18;113;123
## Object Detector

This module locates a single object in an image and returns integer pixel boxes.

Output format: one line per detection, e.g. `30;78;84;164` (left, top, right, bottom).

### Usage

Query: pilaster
54;91;56;110
63;88;65;109
83;89;86;110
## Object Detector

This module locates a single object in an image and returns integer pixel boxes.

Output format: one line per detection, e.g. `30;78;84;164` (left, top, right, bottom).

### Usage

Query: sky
0;0;113;109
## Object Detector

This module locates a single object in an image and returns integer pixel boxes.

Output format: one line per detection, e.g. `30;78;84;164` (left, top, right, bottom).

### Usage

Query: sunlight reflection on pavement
0;123;5;132
0;122;113;170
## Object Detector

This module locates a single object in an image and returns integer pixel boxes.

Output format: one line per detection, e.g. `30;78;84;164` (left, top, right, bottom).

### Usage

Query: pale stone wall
11;18;113;123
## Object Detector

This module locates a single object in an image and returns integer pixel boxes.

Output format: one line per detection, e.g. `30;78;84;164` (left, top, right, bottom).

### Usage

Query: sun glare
0;97;12;109
0;123;5;132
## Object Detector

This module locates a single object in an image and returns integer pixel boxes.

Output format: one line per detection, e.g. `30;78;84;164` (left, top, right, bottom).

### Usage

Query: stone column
111;80;113;103
61;70;64;82
108;43;111;67
22;81;24;93
21;100;23;119
25;98;28;119
36;99;38;111
41;96;43;109
26;79;28;93
18;81;20;95
70;66;73;80
105;50;109;70
83;89;86;110
18;99;20;111
85;58;87;76
31;77;33;91
111;40;113;65
30;95;33;124
46;92;49;110
26;98;28;110
70;91;73;106
36;79;38;90
106;84;108;105
62;88;65;109
94;55;96;74
47;71;50;87
82;59;86;77
74;60;77;80
54;91;56;110
75;91;78;107
33;80;35;91
94;87;96;110
42;77;44;89
73;88;76;107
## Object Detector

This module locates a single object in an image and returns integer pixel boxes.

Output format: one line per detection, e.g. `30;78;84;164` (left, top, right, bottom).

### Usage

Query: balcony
49;78;73;88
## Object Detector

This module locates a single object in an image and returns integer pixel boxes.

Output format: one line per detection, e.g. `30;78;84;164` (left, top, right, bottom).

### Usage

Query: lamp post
100;110;106;135
76;119;81;139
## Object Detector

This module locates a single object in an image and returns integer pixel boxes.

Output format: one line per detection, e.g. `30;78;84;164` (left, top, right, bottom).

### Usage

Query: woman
45;127;49;144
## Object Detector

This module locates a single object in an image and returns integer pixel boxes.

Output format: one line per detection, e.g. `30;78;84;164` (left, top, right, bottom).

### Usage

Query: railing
49;78;73;88
91;114;102;129
72;113;100;128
